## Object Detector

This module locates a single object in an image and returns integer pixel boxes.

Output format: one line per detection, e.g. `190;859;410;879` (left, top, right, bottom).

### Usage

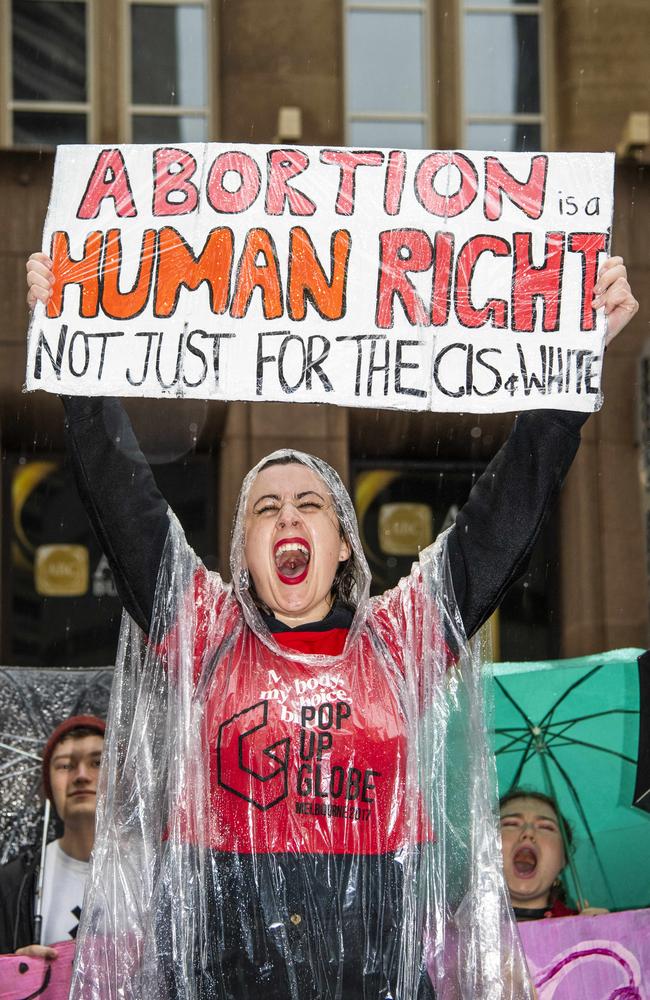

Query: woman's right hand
26;251;54;310
15;943;58;960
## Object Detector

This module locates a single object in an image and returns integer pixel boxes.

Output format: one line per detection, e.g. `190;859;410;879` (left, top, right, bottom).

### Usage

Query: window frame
121;0;216;144
343;0;433;149
342;0;553;152
459;0;551;151
0;0;217;148
0;0;95;147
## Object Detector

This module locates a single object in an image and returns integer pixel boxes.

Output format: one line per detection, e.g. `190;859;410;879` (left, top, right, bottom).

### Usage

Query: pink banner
0;940;75;1000
519;908;650;999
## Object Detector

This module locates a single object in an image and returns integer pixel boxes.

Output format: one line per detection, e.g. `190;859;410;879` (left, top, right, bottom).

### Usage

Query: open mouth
274;537;311;585
512;846;538;878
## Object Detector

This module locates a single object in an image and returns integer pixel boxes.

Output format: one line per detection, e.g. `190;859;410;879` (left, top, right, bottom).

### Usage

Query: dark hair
499;788;574;906
246;455;358;613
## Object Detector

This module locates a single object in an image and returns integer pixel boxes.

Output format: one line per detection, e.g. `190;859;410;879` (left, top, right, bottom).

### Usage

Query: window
1;0;214;146
343;0;547;151
126;0;211;142
2;0;92;145
461;0;545;151
344;0;431;148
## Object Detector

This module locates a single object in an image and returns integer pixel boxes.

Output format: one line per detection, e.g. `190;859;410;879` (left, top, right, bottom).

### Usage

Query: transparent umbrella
0;665;113;866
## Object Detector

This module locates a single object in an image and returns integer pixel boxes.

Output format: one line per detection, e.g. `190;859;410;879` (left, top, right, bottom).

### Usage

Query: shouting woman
26;253;637;1000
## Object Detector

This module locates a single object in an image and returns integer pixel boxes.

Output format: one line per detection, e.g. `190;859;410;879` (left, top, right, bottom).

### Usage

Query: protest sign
26;144;614;413
0;940;75;1000
519;908;650;999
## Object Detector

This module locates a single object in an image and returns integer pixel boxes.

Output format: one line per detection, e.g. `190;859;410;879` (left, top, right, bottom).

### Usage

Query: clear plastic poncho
71;449;531;1000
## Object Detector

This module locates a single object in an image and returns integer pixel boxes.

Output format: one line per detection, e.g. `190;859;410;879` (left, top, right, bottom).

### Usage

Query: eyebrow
252;490;326;507
500;811;558;824
52;749;102;762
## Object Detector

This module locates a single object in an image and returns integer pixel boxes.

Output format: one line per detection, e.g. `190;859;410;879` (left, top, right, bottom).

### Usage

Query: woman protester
26;253;637;1000
499;790;608;921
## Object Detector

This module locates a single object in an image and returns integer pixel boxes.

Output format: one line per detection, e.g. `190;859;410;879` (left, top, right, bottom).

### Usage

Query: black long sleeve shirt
62;396;586;639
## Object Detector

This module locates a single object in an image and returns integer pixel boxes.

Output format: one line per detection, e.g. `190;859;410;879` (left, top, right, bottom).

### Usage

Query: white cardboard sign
26;144;614;413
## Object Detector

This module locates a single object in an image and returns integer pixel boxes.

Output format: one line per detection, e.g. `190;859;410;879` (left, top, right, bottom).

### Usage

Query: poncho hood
230;448;372;650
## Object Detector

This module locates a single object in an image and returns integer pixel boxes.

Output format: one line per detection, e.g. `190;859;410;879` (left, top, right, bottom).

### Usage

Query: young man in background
0;715;105;957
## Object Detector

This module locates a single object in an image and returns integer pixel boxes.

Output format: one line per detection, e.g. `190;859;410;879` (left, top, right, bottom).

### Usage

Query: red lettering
265;149;316;216
376;229;432;329
207;151;261;214
455;235;510;328
320;149;384;215
431;232;455;327
512;231;565;333
415;152;478;218
77;149;137;219
384;150;407;216
153;147;199;216
568;232;608;332
484;155;548;221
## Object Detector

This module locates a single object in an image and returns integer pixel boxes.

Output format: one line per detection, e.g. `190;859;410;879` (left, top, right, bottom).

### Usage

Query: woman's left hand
593;256;639;347
579;899;610;916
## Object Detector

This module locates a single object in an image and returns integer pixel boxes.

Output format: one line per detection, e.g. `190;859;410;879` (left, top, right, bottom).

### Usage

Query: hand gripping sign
26;144;614;414
0;940;76;1000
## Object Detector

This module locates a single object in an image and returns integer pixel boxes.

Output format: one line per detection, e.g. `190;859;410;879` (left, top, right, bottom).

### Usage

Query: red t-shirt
167;568;444;857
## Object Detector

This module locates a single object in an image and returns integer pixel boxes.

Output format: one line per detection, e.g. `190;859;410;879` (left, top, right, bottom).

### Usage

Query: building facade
0;0;648;664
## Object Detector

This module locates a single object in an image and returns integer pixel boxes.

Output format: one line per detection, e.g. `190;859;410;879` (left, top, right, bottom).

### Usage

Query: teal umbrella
491;648;650;912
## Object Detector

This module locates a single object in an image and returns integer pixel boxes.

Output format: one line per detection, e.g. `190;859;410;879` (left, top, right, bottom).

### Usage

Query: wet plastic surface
71;450;531;998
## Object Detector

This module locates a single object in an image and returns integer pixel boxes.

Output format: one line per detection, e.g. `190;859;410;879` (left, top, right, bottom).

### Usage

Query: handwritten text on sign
26;144;614;413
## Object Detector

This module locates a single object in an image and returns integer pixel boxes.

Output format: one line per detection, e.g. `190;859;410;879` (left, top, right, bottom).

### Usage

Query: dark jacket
62;397;588;640
0;848;37;953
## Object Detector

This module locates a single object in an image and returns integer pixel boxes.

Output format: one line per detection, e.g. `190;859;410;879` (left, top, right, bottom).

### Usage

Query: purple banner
0;940;75;1000
519;908;650;999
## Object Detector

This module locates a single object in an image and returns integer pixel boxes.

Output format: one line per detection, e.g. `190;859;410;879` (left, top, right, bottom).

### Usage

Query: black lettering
126;331;157;386
433;343;466;398
395;339;427;397
362;769;380;804
301;705;317;727
68;330;91;378
336;702;352;728
299;729;314;761
367;337;390;396
473;347;503;397
330;765;345;799
313;764;328;798
278;334;307;393
34;324;68;380
346;768;361;802
316;732;333;759
183;329;208;387
297;764;312;795
305;335;333;391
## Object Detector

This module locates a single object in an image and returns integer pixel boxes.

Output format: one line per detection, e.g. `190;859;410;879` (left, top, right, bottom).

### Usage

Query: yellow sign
378;503;432;556
34;545;89;597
